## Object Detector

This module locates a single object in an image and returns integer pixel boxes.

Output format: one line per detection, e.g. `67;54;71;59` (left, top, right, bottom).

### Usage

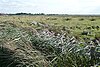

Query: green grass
0;15;100;41
0;15;100;67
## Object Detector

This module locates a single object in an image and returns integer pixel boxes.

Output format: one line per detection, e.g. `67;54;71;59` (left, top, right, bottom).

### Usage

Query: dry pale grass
0;22;48;67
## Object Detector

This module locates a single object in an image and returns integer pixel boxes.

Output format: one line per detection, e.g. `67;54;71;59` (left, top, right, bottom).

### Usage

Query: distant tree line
8;13;45;15
0;13;45;15
0;13;67;16
9;13;61;16
0;12;100;17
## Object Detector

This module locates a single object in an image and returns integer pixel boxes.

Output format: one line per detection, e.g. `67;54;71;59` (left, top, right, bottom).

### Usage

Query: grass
0;23;48;67
30;32;100;67
0;15;100;41
0;15;100;67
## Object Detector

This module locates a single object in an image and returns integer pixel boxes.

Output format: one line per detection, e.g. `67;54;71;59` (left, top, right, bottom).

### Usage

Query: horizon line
1;12;100;15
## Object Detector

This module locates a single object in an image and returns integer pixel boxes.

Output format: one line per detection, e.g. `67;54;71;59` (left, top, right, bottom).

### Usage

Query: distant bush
92;26;95;29
86;26;91;29
96;26;99;30
34;13;45;15
79;18;84;21
15;13;33;15
90;18;96;21
76;26;81;29
64;18;71;21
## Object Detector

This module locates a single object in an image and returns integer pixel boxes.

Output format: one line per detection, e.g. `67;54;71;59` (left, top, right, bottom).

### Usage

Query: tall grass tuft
30;30;100;67
0;23;48;67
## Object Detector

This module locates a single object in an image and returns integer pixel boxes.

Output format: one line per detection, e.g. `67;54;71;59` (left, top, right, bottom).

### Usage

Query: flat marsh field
0;15;100;41
0;15;100;67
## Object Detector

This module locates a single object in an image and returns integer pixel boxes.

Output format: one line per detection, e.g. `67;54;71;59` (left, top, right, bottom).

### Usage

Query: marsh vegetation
0;15;100;67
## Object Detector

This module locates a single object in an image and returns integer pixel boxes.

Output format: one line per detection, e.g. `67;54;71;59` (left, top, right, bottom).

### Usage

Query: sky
0;0;100;14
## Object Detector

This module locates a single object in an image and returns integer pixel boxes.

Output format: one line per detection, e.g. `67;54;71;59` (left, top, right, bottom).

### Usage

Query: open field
0;15;100;67
0;15;100;41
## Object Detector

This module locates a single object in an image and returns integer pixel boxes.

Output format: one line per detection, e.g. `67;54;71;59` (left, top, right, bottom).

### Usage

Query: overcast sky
0;0;100;14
